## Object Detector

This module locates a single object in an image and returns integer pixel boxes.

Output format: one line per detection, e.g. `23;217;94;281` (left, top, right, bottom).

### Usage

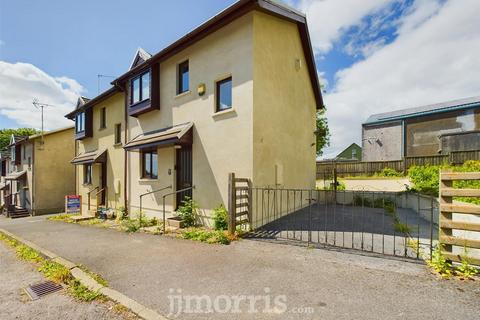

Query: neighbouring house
66;93;125;215
65;0;323;224
3;128;75;217
362;96;480;161
335;143;362;161
0;150;12;209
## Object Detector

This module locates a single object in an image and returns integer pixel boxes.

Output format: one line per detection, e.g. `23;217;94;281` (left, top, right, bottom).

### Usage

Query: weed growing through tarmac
16;244;44;263
78;265;108;287
68;279;106;302
180;228;233;245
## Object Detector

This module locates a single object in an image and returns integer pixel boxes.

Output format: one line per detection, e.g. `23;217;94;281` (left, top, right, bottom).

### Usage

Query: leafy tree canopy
316;108;330;156
0;128;39;151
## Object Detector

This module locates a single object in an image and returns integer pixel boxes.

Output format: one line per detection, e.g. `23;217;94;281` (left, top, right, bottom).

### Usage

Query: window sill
175;91;191;99
212;108;236;118
99;127;107;131
138;178;158;182
82;183;92;187
113;143;123;148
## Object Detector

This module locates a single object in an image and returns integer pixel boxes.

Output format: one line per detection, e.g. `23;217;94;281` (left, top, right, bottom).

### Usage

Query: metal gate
228;175;439;261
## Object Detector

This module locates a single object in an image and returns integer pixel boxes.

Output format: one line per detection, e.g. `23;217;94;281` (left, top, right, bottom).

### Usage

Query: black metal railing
246;188;438;261
139;185;172;214
162;186;195;233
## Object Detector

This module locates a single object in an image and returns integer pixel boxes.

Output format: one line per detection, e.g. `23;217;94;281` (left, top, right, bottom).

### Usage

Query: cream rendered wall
75;93;125;214
252;11;317;189
33;128;75;214
128;13;254;222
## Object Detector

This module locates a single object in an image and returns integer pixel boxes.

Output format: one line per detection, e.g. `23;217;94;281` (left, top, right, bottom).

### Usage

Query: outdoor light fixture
197;83;206;96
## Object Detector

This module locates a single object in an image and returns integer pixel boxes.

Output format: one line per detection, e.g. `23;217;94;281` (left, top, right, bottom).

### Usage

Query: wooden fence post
227;172;236;235
439;171;453;256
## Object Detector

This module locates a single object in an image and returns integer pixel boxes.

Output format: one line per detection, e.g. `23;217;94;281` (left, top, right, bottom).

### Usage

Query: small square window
141;150;158;179
114;124;122;144
216;77;232;112
84;164;92;185
100;107;106;129
178;60;189;94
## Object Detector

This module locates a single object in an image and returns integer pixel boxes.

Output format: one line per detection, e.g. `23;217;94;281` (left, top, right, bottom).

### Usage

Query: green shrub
394;222;411;234
427;245;452;279
122;219;140;233
377;168;404;177
213;205;228;231
408;161;480;204
181;228;231;245
177;197;198;227
117;206;128;220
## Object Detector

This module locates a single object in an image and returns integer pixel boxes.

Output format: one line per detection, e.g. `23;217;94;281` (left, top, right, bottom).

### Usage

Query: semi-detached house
66;0;324;223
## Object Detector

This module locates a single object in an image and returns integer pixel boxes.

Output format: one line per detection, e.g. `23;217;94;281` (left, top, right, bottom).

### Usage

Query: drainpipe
31;140;35;216
123;85;129;216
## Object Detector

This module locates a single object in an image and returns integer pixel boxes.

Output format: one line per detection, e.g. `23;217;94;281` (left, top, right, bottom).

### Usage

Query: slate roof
364;96;480;125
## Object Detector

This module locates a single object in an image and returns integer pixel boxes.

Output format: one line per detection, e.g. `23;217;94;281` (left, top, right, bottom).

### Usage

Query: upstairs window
177;60;189;94
75;112;86;133
114;123;122;145
131;71;150;105
216;77;232;112
141;150;158;179
100;107;106;129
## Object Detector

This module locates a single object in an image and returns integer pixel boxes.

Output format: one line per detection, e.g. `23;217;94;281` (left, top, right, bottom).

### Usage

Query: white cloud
321;0;480;157
0;61;82;130
298;0;396;54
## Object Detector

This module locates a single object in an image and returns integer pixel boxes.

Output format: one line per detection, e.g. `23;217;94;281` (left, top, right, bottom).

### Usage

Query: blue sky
1;0;479;157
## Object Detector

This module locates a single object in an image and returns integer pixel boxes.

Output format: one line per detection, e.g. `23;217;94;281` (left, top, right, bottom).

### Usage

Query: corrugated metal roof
364;96;480;125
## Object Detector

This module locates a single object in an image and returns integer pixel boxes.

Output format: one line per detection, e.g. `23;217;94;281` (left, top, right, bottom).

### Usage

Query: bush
408;161;480;204
181;228;231;245
38;260;72;283
177;197;198;227
377;168;404;177
213;205;228;231
408;165;442;196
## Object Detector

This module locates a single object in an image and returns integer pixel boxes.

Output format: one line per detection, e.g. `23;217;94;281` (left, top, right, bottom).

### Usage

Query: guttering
65;86;120;119
364;101;480;126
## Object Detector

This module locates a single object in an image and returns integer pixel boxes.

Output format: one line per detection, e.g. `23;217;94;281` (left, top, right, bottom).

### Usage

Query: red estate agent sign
65;195;82;214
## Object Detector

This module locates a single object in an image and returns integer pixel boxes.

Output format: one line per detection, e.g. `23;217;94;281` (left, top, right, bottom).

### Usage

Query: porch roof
71;148;107;165
0;182;8;190
5;170;27;180
124;122;193;151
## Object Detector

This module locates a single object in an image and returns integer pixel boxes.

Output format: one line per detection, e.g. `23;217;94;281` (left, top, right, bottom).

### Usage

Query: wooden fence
439;171;480;266
317;150;480;178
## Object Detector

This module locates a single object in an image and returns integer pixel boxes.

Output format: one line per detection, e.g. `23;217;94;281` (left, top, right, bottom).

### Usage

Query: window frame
114;123;122;145
141;150;158;179
177;60;189;95
215;76;233;112
100;107;106;129
83;164;92;185
75;112;86;133
130;71;151;106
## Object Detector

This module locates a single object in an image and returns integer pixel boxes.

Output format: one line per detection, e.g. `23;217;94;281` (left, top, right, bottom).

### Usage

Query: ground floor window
142;150;158;179
83;164;92;185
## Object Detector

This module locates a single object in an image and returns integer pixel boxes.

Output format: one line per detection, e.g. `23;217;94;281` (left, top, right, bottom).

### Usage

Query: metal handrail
139;185;172;214
162;186;195;233
95;187;107;211
87;186;99;211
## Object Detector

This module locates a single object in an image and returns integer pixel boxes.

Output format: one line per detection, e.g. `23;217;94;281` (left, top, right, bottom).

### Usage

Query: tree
0;128;40;151
315;108;330;156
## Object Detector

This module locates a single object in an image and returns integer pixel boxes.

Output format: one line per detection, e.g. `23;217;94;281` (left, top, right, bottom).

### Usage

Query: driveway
1;215;479;320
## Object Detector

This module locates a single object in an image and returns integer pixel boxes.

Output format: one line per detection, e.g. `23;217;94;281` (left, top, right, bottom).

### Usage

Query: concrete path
0;236;131;320
1;215;479;320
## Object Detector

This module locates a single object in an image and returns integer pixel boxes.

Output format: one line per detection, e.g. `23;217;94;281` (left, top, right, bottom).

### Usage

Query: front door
176;146;192;208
